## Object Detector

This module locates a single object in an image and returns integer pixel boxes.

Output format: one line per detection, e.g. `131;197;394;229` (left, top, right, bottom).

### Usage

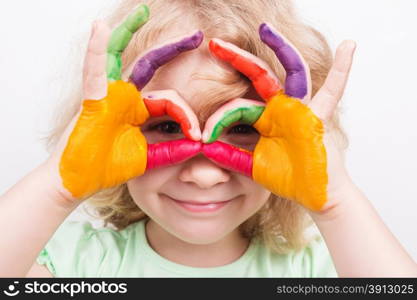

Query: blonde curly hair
45;0;348;254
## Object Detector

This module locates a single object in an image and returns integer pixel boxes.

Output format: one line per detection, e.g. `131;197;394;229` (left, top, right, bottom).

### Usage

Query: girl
1;0;416;277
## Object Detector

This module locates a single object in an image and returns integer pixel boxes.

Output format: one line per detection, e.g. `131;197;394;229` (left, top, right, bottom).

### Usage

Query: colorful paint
206;23;328;211
202;98;265;143
60;5;203;198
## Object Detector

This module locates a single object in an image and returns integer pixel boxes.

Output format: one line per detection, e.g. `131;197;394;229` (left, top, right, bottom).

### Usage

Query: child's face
126;44;271;244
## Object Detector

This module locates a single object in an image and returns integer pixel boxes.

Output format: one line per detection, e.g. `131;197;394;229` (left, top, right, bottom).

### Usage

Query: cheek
236;175;271;213
127;167;174;206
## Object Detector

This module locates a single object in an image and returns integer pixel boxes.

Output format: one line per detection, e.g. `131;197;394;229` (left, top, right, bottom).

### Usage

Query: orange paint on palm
252;92;328;211
60;81;150;198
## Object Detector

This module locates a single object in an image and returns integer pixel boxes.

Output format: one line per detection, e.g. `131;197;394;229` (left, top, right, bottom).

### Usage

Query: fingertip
134;3;150;22
258;22;272;37
95;20;111;36
208;39;217;52
90;21;98;37
185;126;201;141
339;40;357;54
93;19;104;30
208;38;223;53
345;39;357;48
138;3;150;18
192;128;202;141
334;40;357;70
258;22;281;47
192;30;204;48
201;130;209;143
86;20;111;56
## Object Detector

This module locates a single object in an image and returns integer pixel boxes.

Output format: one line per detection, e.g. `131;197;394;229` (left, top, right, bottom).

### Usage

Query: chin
167;219;239;245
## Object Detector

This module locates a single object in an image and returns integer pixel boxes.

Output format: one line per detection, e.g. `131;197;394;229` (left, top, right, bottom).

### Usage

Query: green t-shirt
36;218;337;277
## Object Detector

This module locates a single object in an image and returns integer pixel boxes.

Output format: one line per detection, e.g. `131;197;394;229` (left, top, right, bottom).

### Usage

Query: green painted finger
202;98;265;143
107;4;150;81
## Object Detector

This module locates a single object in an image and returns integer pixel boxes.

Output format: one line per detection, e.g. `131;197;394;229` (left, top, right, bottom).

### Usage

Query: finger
107;4;150;81
83;21;111;100
202;98;265;143
202;141;253;177
129;30;204;90
259;23;311;100
208;38;282;101
309;40;356;121
142;90;201;141
147;139;202;170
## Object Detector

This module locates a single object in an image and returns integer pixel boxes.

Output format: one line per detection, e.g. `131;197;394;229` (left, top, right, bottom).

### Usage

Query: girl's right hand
44;4;203;206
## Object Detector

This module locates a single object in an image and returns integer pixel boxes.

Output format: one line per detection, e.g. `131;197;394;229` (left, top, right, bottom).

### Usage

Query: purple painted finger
130;30;204;90
259;23;309;99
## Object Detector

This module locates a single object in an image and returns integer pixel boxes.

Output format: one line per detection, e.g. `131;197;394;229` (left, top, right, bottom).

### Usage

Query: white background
0;0;416;261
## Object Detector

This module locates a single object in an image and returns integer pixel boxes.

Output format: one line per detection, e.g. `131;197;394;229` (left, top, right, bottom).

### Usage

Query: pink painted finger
202;98;265;143
202;141;253;177
142;90;201;141
83;21;111;100
208;38;282;101
147;139;202;170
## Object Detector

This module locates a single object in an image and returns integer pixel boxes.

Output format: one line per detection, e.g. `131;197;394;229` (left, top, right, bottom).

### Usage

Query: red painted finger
146;139;202;170
202;141;253;177
143;90;201;141
208;38;282;101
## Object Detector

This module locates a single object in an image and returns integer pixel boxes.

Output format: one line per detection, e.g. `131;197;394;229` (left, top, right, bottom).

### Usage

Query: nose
178;153;231;189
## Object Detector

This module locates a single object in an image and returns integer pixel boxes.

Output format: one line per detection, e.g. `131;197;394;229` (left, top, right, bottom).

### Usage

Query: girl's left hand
202;23;356;212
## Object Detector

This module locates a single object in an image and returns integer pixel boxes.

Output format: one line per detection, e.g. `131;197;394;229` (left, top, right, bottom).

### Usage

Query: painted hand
202;23;356;211
57;5;203;200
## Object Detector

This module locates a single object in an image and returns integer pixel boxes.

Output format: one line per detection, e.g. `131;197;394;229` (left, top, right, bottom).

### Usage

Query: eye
227;124;257;135
221;123;260;151
149;120;182;134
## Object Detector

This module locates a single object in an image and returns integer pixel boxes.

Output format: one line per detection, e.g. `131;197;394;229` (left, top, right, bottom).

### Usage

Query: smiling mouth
162;194;234;213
